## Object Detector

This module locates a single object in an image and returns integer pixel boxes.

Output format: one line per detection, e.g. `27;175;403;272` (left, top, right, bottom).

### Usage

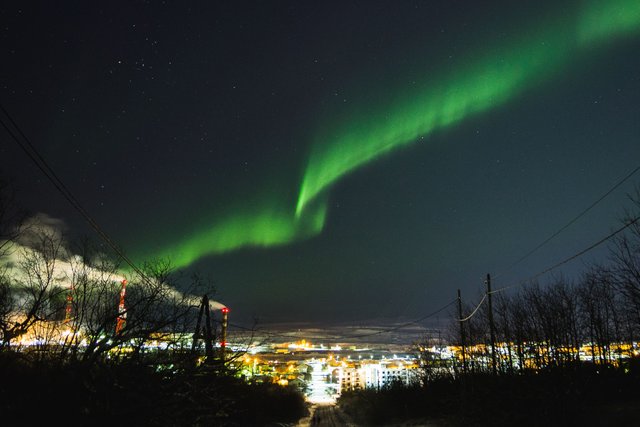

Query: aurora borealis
2;0;640;323
297;0;640;216
150;193;328;270
148;0;640;270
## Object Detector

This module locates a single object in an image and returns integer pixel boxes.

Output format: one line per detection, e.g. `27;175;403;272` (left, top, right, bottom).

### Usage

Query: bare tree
0;222;67;349
607;188;640;341
0;176;27;347
0;176;26;259
494;293;515;373
64;253;212;366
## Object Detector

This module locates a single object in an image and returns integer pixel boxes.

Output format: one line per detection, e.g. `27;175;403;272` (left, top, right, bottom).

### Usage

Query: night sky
2;1;639;326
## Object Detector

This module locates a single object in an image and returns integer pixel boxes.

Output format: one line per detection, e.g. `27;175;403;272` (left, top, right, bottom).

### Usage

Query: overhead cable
458;293;487;322
494;164;640;280
491;214;640;295
0;104;148;281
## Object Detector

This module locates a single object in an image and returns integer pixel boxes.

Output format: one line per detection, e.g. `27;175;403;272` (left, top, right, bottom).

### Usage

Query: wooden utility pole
457;289;467;374
486;274;497;375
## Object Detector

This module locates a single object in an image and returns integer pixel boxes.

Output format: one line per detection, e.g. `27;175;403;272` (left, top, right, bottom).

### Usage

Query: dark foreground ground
4;352;639;426
0;353;308;427
296;398;640;427
337;361;640;426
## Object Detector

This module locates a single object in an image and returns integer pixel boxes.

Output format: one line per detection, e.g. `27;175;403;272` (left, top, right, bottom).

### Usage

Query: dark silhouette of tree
0;219;67;349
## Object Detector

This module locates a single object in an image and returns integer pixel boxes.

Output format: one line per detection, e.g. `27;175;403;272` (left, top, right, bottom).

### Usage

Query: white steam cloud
1;213;227;311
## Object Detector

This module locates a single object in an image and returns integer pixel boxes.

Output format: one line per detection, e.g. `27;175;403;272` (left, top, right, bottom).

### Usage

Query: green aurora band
139;195;328;269
296;0;640;216
141;0;640;269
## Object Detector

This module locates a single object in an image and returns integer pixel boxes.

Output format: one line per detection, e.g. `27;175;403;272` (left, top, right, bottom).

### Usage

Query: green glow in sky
143;0;640;269
579;0;640;44
296;0;640;216
142;195;327;269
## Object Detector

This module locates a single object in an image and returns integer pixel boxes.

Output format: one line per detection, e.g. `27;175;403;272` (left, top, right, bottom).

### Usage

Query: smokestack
115;279;127;334
64;283;74;324
221;307;229;353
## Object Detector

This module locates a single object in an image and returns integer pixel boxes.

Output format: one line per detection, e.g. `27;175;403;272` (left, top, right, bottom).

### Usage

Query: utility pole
457;289;467;374
486;274;497;375
192;294;214;358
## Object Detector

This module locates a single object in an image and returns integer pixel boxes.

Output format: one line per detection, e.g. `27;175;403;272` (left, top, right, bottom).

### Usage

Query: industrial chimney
115;279;127;334
220;307;229;352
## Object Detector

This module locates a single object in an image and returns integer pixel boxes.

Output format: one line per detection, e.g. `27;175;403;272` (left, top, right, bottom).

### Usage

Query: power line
459;214;640;322
491;214;640;295
459;293;487;322
0;104;147;281
494;164;640;280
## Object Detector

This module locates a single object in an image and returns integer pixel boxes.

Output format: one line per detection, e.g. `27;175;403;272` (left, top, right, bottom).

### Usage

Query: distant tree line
339;188;640;426
454;188;640;373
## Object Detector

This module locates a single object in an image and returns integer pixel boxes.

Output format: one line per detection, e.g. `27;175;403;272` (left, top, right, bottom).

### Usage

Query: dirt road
296;404;356;427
